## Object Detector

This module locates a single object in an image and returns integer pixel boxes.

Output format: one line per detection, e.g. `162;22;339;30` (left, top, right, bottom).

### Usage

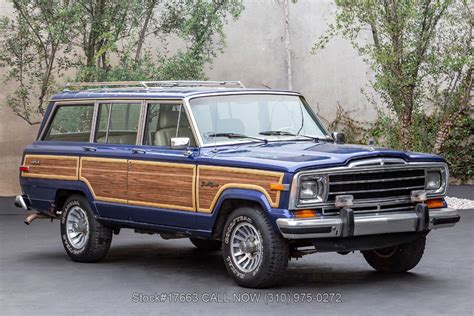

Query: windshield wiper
206;133;268;144
259;130;333;142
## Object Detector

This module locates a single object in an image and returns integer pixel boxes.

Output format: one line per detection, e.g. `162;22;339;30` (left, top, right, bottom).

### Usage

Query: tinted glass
96;103;140;145
43;104;94;142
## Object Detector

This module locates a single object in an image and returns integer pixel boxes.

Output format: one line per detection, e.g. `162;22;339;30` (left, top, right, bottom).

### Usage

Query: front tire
362;236;426;273
60;195;112;262
222;206;289;288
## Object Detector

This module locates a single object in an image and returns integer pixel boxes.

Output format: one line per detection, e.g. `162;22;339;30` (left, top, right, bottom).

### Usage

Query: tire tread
362;236;426;273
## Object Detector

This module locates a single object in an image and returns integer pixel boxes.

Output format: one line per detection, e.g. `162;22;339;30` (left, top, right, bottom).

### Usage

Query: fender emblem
201;181;219;188
31;160;41;165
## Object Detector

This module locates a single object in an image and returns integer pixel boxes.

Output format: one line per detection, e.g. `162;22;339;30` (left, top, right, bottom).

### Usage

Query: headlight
298;175;328;203
425;171;441;190
425;166;448;195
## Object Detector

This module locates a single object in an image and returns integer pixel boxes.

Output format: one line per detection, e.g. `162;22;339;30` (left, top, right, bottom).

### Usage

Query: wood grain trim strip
197;183;280;213
128;200;195;212
127;160;197;211
198;165;284;177
196;166;284;213
129;159;195;169
21;155;79;180
79;157;128;204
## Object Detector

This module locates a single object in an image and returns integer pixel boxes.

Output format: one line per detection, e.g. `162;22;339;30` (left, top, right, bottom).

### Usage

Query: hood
199;141;444;173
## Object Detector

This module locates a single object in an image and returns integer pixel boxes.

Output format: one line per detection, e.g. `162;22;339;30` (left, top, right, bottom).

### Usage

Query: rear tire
189;238;222;251
362;236;426;273
222;206;289;288
60;195;112;262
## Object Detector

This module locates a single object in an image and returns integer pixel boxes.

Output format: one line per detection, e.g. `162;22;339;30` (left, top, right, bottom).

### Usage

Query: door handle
132;148;146;154
82;146;97;152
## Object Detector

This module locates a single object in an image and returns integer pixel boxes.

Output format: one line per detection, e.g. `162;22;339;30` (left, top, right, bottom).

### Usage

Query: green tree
0;0;244;124
313;1;472;153
0;0;80;124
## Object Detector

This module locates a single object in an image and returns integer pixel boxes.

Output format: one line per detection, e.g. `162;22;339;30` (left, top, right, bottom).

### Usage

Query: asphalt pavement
0;192;472;315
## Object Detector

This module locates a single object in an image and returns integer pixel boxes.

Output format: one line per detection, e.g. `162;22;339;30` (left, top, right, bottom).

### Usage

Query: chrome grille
323;168;425;215
328;169;426;202
289;158;448;211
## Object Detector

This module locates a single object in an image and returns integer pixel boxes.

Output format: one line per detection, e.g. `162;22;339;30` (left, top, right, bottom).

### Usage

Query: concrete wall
0;0;374;195
206;0;373;122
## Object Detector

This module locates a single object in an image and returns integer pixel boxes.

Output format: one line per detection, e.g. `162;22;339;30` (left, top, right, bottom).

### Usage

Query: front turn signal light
270;183;285;191
294;209;317;218
426;199;445;209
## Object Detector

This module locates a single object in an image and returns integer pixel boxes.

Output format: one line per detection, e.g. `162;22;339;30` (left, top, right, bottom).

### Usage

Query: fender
196;187;292;234
212;187;273;213
20;178;100;215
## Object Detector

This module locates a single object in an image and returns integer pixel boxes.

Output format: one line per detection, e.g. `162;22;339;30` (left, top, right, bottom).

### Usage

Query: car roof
51;87;301;101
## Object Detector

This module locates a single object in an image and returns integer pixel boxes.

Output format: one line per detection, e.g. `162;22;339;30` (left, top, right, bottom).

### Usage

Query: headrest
159;109;180;129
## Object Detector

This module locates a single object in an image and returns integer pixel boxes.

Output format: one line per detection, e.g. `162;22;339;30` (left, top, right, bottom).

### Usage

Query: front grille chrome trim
328;185;425;195
329;175;426;185
289;160;448;210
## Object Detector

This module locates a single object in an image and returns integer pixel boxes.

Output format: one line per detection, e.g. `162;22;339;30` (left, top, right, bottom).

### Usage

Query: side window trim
183;97;203;147
105;104;113;143
136;100;147;145
40;101;95;142
89;100;99;143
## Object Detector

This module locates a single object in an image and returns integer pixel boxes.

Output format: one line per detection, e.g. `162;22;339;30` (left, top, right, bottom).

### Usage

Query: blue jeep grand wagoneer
15;81;460;288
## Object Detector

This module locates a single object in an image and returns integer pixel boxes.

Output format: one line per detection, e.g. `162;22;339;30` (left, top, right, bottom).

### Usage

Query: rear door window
43;104;94;142
95;103;141;145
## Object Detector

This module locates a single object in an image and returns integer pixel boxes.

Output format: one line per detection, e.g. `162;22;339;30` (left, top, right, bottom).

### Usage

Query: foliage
313;0;472;180
326;104;369;144
0;0;80;124
323;105;473;181
0;0;244;124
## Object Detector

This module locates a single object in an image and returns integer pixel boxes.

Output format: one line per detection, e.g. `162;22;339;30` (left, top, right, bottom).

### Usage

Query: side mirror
331;132;345;144
171;137;190;150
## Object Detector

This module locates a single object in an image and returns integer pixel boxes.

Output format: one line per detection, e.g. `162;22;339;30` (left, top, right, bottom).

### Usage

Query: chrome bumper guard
276;208;460;239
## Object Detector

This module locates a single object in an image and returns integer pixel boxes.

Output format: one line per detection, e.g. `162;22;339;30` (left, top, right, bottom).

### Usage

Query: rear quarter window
43;104;94;142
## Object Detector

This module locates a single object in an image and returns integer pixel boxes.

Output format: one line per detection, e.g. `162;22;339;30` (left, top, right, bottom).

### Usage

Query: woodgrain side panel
21;155;79;180
80;157;128;203
128;160;196;211
197;166;284;213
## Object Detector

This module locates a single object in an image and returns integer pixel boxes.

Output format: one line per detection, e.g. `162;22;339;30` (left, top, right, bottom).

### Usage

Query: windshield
189;94;328;145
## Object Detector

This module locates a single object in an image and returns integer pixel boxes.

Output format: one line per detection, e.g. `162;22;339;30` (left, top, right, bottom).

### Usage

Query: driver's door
126;101;198;227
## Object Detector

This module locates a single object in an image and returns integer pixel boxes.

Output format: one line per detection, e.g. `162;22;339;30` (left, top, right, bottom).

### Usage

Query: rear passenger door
79;101;142;219
126;101;198;227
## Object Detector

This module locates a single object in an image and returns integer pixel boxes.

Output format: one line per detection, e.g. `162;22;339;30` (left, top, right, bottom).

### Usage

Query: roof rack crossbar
63;80;245;91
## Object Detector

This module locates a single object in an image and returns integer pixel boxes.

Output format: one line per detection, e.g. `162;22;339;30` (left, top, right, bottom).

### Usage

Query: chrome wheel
230;222;263;273
66;206;89;249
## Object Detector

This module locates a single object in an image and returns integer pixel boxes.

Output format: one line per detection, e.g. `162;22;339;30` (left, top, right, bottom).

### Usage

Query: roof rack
63;80;245;91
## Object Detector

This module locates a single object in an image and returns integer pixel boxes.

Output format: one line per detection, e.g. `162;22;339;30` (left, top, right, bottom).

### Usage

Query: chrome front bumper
276;208;460;239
